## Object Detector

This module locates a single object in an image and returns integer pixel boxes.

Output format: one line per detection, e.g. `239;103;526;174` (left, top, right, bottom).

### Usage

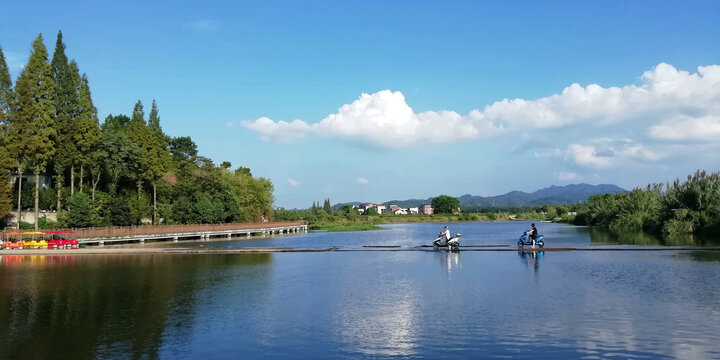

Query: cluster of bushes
574;170;720;236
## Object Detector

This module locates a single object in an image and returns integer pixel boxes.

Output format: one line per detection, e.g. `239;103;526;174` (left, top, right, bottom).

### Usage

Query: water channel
1;222;719;359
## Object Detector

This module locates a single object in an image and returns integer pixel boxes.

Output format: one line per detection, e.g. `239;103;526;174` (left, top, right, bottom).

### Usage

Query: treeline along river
1;222;719;359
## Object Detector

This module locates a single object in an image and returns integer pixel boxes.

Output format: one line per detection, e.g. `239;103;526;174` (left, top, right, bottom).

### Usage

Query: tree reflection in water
588;227;720;247
0;254;271;359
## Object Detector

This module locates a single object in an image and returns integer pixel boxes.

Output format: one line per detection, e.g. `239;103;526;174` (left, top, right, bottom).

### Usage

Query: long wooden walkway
10;221;308;247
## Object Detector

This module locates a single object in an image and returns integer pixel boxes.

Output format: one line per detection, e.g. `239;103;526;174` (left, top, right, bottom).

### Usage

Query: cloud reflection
334;281;419;356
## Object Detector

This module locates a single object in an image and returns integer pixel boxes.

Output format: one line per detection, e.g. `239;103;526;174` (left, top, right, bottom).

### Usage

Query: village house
358;203;430;215
357;203;387;215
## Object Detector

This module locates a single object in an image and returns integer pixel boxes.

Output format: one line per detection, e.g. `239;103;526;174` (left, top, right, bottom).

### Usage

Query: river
1;222;719;359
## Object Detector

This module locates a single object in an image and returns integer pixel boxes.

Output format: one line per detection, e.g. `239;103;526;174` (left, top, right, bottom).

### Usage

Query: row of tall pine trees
0;32;274;230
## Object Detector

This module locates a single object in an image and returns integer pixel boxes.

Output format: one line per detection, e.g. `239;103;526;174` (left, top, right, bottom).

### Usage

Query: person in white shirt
442;226;451;244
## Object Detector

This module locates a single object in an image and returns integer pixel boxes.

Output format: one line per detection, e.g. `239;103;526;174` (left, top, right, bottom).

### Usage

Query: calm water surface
2;222;720;359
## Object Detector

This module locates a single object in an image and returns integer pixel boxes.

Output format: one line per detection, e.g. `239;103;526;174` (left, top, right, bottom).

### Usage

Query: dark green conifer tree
323;198;332;215
74;69;100;196
0;46;14;220
51;30;78;207
126;100;149;200
146;99;172;224
9;34;56;229
0;45;13;137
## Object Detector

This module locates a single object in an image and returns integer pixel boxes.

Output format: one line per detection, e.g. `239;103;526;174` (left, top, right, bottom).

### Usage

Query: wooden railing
3;221;307;240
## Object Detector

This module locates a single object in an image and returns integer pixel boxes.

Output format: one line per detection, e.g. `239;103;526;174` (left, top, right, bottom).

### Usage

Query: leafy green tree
235;167;251;177
273;207;304;221
109;195;133;226
58;192;94;227
661;171;720;235
9;34;56;229
334;204;358;220
103;113;131;130
12;179;35;210
223;169;274;222
38;185;56;211
128;192;150;225
432;195;460;214
168;136;198;169
555;205;570;218
193;192;224;223
98;115;140;194
608;184;662;232
584;193;619;226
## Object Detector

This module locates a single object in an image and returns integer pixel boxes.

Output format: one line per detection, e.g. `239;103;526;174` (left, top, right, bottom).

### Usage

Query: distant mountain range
341;184;626;209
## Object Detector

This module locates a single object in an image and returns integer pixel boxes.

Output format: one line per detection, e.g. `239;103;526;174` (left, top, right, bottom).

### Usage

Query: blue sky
2;1;720;208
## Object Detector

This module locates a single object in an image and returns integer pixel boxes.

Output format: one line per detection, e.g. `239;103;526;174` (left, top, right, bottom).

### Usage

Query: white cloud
649;115;720;141
483;63;720;129
243;90;501;147
556;172;583;181
242;117;312;143
565;140;662;168
567;144;612;168
356;177;369;185
288;178;300;187
242;63;720;150
225;122;234;128
616;144;662;161
534;148;563;158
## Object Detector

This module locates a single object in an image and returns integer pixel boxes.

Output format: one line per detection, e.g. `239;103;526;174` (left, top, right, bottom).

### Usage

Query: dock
79;222;309;246
1;221;308;247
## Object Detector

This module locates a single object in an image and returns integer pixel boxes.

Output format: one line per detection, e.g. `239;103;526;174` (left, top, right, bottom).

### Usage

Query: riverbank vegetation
0;33;273;229
274;200;567;231
572;170;720;237
283;170;720;237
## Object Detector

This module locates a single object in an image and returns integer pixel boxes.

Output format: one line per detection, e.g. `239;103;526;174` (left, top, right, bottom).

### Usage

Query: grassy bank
305;212;552;232
310;223;384;231
275;206;568;233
